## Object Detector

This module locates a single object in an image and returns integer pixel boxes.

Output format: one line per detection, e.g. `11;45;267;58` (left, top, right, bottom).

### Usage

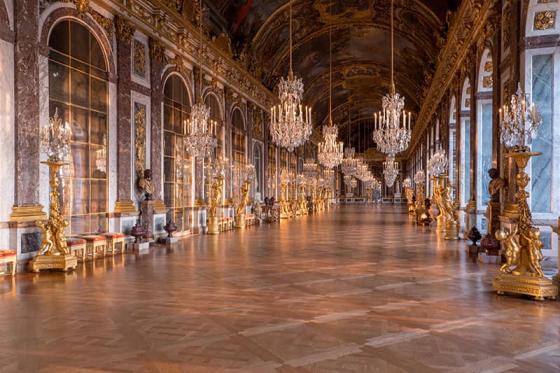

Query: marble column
149;38;165;205
10;0;46;222
114;16;137;214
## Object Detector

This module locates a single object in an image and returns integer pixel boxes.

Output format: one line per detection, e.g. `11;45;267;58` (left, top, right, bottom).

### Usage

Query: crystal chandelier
383;155;399;187
372;0;412;158
414;170;425;185
270;0;312;152
185;2;217;158
341;147;358;176
41;108;72;162
318;125;344;169
499;83;542;151
427;146;448;177
318;14;344;169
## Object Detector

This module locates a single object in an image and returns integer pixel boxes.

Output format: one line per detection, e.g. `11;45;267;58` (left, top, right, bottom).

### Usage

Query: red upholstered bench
0;250;16;276
81;235;107;260
100;233;126;255
66;238;87;262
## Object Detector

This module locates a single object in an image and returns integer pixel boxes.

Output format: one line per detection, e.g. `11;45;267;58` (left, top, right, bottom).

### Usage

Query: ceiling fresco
207;0;461;151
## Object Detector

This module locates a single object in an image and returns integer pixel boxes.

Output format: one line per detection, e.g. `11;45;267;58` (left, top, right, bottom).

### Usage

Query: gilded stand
432;176;446;233
235;178;250;229
415;183;430;225
405;187;415;214
29;161;78;272
493;151;557;300
207;174;224;235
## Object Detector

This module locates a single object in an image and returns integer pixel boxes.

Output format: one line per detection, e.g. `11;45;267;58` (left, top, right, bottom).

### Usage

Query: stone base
29;254;77;273
162;237;178;245
235;213;246;229
444;221;459;240
207;216;220;235
493;272;558;301
133;242;150;254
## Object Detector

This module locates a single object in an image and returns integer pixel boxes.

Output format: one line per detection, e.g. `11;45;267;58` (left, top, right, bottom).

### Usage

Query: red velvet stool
66;238;87;262
81;235;107;260
101;233;126;256
0;250;17;276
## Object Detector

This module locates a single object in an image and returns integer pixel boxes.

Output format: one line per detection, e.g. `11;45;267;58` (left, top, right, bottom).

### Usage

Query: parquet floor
1;206;559;372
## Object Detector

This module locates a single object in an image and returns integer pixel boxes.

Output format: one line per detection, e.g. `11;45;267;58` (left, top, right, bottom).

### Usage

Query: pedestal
29;254;77;272
436;215;446;233
444;220;459;240
493;272;557;300
133;242;150;254
235;213;246;229
207;216;220;235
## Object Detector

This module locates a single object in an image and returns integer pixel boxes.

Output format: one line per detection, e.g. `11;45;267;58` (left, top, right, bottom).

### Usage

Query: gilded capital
114;16;135;42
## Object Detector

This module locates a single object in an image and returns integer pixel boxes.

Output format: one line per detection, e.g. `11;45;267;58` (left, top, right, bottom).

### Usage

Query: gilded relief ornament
114;16;135;42
534;11;556;30
149;39;166;63
133;40;146;77
73;0;89;15
134;103;146;175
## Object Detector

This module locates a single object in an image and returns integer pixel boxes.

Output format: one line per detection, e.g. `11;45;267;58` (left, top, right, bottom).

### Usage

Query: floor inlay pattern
1;206;559;372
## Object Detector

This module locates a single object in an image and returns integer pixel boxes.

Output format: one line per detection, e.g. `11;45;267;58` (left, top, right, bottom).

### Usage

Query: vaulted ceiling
207;0;460;152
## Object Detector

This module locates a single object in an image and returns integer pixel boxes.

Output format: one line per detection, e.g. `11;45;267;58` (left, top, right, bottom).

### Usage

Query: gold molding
10;205;47;223
114;200;138;215
153;199;167;214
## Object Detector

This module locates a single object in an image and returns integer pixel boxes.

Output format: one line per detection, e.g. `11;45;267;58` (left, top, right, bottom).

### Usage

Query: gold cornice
104;0;275;111
406;0;499;159
10;205;47;223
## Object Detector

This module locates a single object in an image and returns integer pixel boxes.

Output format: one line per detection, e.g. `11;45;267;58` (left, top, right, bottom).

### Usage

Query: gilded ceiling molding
407;0;500;157
106;0;275;111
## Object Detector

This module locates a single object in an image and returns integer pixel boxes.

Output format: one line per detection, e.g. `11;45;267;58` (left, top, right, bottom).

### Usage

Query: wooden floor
1;206;559;372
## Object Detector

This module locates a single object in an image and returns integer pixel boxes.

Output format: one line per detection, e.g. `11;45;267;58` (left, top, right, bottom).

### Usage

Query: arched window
232;108;246;192
460;78;471;207
163;74;192;233
49;20;108;234
253;143;263;201
525;0;560;216
476;48;493;211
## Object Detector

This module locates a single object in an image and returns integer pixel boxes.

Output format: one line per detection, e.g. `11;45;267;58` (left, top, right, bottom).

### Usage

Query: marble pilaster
149;38;165;203
114;16;137;214
10;0;45;222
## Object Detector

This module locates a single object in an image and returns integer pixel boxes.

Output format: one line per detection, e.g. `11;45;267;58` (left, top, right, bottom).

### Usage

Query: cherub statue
523;226;545;277
496;227;521;274
488;168;507;203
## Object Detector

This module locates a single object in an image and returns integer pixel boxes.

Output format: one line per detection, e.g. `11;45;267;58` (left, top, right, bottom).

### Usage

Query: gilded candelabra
30;110;77;272
414;171;430;225
493;151;557;300
207;174;224;235
234;165;254;229
279;170;291;219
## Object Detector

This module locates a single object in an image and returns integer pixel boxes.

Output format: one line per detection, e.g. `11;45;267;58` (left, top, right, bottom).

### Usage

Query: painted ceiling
206;0;460;150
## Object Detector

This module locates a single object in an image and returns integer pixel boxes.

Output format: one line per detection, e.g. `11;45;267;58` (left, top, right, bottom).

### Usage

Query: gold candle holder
29;161;78;272
493;151;557;300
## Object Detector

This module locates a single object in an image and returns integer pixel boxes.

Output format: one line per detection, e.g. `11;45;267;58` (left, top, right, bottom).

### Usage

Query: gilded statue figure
439;185;455;222
208;175;224;218
488;168;507;201
236;179;251;217
523;226;545;277
496;227;521;274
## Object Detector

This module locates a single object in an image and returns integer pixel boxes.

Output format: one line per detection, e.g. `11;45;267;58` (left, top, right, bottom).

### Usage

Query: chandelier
372;0;412;158
341;147;358;176
185;2;217;158
427;146;448;177
344;175;357;190
383;155;399;187
499;83;542;151
41;108;71;162
318;125;344;169
318;12;344;169
270;0;312;152
414;170;425;185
